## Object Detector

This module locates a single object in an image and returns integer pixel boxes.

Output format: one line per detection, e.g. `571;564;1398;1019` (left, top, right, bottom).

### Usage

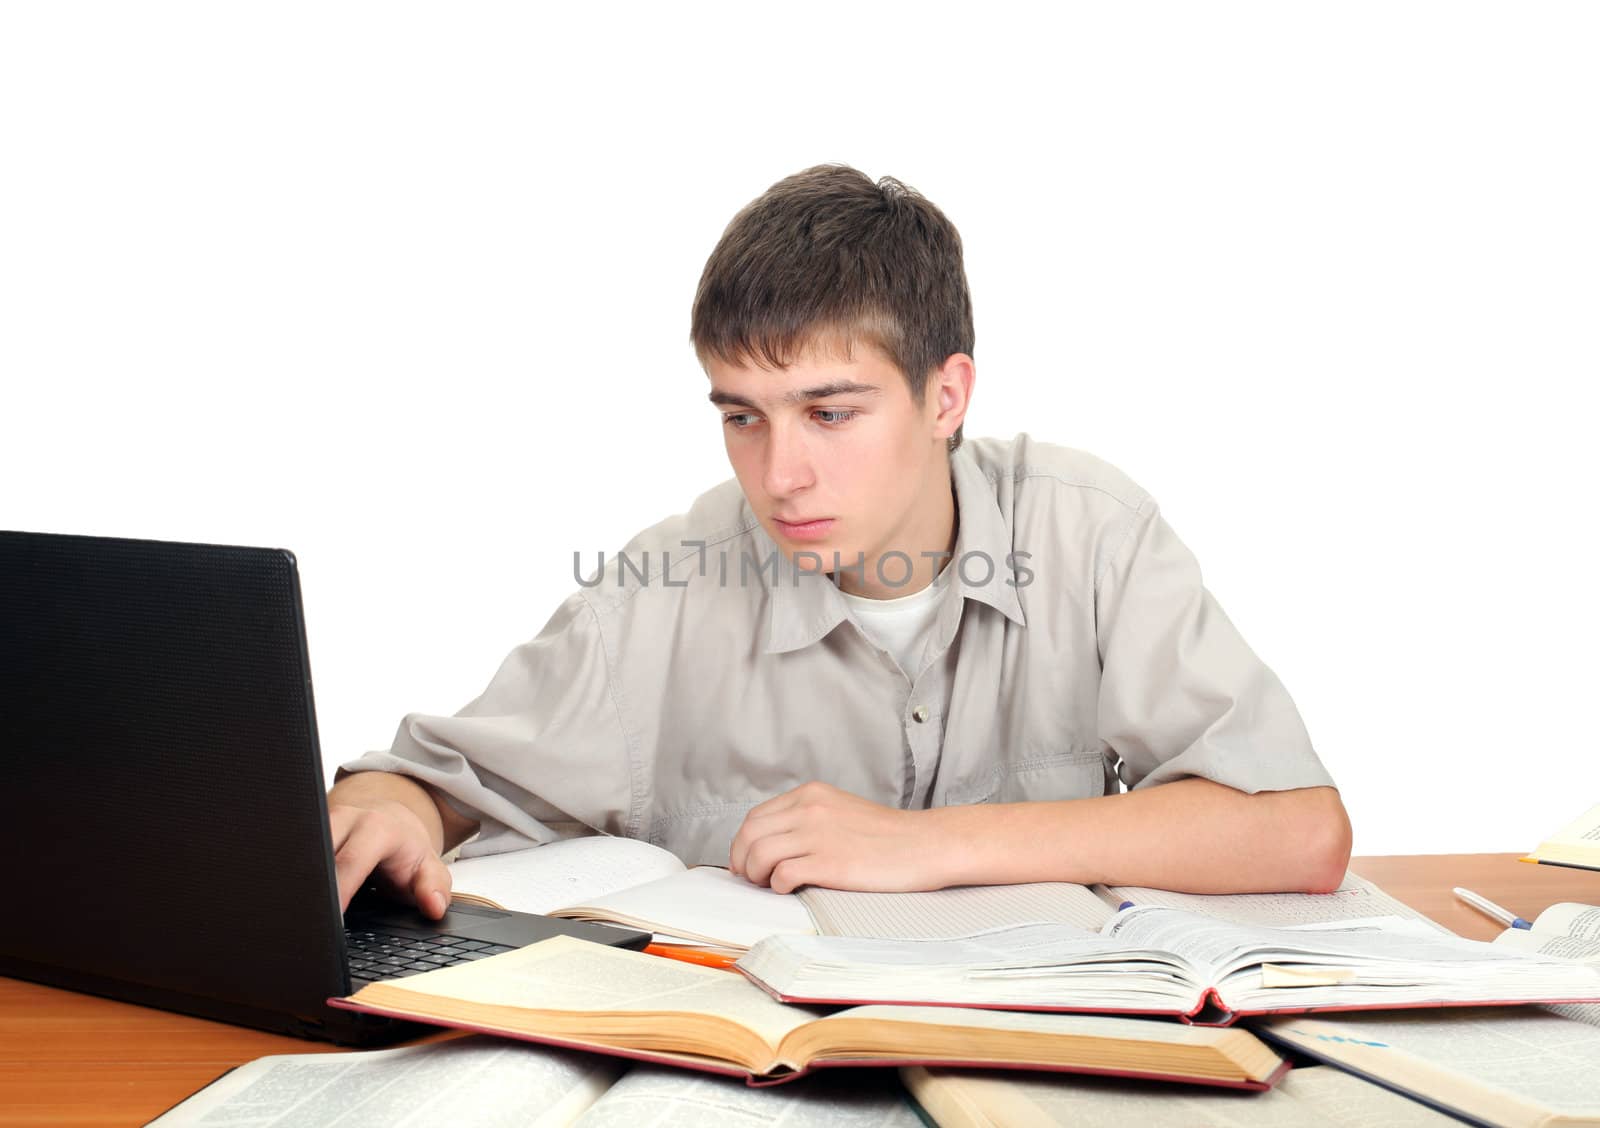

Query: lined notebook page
1097;871;1448;932
797;882;1115;938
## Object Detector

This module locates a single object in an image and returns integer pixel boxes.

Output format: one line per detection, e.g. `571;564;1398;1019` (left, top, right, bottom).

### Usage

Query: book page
903;1064;1459;1127
1545;1002;1600;1027
1279;1065;1465;1127
448;836;687;915
1493;928;1600;963
1101;906;1600;1008
375;935;824;1053
148;1037;621;1127
1098;872;1445;932
1102;907;1509;977
572;1065;921;1127
556;867;817;949
1540;803;1600;848
738;923;1200;1011
1529;803;1600;867
799;882;1113;938
1529;901;1600;939
1261;1009;1600;1119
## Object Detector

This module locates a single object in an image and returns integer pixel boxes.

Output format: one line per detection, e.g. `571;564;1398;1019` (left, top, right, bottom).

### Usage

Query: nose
762;420;815;500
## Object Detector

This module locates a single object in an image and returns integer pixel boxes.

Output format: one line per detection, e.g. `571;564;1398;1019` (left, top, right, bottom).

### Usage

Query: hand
728;781;951;894
329;798;453;919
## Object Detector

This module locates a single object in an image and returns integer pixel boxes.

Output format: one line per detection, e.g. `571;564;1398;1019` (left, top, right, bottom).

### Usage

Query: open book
1257;1007;1600;1128
148;1036;924;1127
735;906;1600;1026
1492;902;1600;963
330;934;1290;1089
1524;804;1600;872
447;835;1438;953
448;836;816;953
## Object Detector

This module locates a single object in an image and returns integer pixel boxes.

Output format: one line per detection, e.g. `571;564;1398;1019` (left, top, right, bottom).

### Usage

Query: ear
930;353;975;442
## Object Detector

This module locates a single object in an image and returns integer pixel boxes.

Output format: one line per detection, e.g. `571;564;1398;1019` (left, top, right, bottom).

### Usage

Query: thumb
411;853;453;920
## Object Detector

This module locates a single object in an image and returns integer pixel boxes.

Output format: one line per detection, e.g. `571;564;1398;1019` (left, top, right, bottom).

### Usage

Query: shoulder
961;433;1153;516
959;434;1159;593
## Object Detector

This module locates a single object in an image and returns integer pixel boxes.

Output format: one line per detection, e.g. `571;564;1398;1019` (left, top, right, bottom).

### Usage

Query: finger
332;817;395;912
410;852;454;920
328;805;360;854
742;831;808;888
729;807;799;877
769;855;818;895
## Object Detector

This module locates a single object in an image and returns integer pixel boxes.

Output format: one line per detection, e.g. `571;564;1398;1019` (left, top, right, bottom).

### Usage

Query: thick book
902;1062;1463;1127
147;1035;925;1126
735;906;1600;1026
329;935;1290;1089
447;837;817;954
1256;1007;1600;1128
1523;804;1600;873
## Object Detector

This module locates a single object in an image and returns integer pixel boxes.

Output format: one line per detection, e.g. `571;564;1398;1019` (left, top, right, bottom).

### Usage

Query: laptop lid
0;530;642;1043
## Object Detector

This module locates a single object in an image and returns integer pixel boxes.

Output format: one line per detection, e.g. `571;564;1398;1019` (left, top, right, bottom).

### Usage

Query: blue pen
1452;887;1533;930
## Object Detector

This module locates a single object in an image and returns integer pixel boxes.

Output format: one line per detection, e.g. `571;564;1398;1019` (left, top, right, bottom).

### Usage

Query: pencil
643;942;741;970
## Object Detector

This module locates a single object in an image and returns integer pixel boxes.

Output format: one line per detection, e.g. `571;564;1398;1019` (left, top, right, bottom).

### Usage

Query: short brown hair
691;164;974;451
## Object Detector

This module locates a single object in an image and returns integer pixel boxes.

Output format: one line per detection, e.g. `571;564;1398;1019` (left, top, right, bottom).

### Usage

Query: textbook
1523;804;1600;872
447;836;817;953
1257;1008;1600;1128
735;906;1600;1026
148;1036;923;1126
331;934;1291;1089
902;1063;1462;1127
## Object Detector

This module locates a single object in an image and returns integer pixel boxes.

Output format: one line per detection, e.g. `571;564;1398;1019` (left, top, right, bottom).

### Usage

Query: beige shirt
341;434;1334;865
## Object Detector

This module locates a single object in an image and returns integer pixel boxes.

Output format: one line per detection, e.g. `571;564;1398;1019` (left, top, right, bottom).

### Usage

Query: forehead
704;342;908;408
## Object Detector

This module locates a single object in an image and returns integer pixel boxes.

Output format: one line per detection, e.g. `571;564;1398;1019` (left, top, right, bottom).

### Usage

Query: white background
3;3;1595;856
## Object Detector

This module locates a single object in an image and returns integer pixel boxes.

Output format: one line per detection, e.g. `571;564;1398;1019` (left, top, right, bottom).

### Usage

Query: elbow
1299;788;1353;893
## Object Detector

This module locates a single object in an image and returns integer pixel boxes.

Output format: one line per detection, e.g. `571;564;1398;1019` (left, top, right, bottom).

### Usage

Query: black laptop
0;529;649;1044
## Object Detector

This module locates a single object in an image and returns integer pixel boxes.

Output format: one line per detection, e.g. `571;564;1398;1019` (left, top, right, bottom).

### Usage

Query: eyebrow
707;381;884;410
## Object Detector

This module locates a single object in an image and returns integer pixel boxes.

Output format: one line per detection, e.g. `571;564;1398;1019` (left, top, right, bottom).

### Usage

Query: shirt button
912;705;930;723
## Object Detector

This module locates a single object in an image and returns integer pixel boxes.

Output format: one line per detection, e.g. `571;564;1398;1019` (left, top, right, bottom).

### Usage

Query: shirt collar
946;445;1027;629
757;445;1026;656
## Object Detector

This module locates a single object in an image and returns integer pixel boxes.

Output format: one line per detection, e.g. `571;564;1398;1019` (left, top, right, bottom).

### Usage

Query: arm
327;770;480;917
326;590;636;917
730;779;1351;895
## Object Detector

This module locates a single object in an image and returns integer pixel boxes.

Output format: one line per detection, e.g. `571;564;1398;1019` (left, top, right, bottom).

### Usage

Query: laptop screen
1;531;354;1033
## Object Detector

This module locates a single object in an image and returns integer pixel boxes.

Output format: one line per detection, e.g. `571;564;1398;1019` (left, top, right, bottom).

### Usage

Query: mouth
772;517;835;541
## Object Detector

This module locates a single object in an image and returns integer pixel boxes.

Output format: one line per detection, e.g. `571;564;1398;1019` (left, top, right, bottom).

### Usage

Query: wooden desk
3;854;1597;1126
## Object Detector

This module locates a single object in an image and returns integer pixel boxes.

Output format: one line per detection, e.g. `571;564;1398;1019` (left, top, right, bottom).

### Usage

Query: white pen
1452;886;1533;930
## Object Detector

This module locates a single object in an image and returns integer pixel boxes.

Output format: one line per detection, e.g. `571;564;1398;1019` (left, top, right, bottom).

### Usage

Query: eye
813;409;857;425
722;413;760;429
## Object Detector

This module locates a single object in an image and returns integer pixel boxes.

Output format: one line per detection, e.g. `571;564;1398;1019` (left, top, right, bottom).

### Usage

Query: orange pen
643;942;741;971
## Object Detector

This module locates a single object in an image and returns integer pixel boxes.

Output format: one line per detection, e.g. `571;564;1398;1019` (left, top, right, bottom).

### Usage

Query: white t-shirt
839;579;945;680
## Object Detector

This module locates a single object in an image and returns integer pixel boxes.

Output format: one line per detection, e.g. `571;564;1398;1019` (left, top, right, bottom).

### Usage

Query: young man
330;165;1351;919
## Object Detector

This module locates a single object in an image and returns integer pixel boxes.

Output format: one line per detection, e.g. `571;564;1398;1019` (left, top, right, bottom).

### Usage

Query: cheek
724;442;764;495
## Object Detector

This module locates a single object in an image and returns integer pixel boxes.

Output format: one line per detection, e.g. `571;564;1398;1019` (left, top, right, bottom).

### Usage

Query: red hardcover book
732;909;1600;1028
328;936;1290;1090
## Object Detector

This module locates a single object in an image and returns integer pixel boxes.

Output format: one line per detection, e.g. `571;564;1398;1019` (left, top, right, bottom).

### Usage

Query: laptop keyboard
344;929;518;981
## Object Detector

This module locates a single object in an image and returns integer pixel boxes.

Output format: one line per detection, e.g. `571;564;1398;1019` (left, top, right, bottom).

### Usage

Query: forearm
928;780;1351;894
328;770;478;855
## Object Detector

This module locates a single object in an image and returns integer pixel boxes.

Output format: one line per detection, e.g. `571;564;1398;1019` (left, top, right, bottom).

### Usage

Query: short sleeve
1094;500;1335;794
337;591;636;857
